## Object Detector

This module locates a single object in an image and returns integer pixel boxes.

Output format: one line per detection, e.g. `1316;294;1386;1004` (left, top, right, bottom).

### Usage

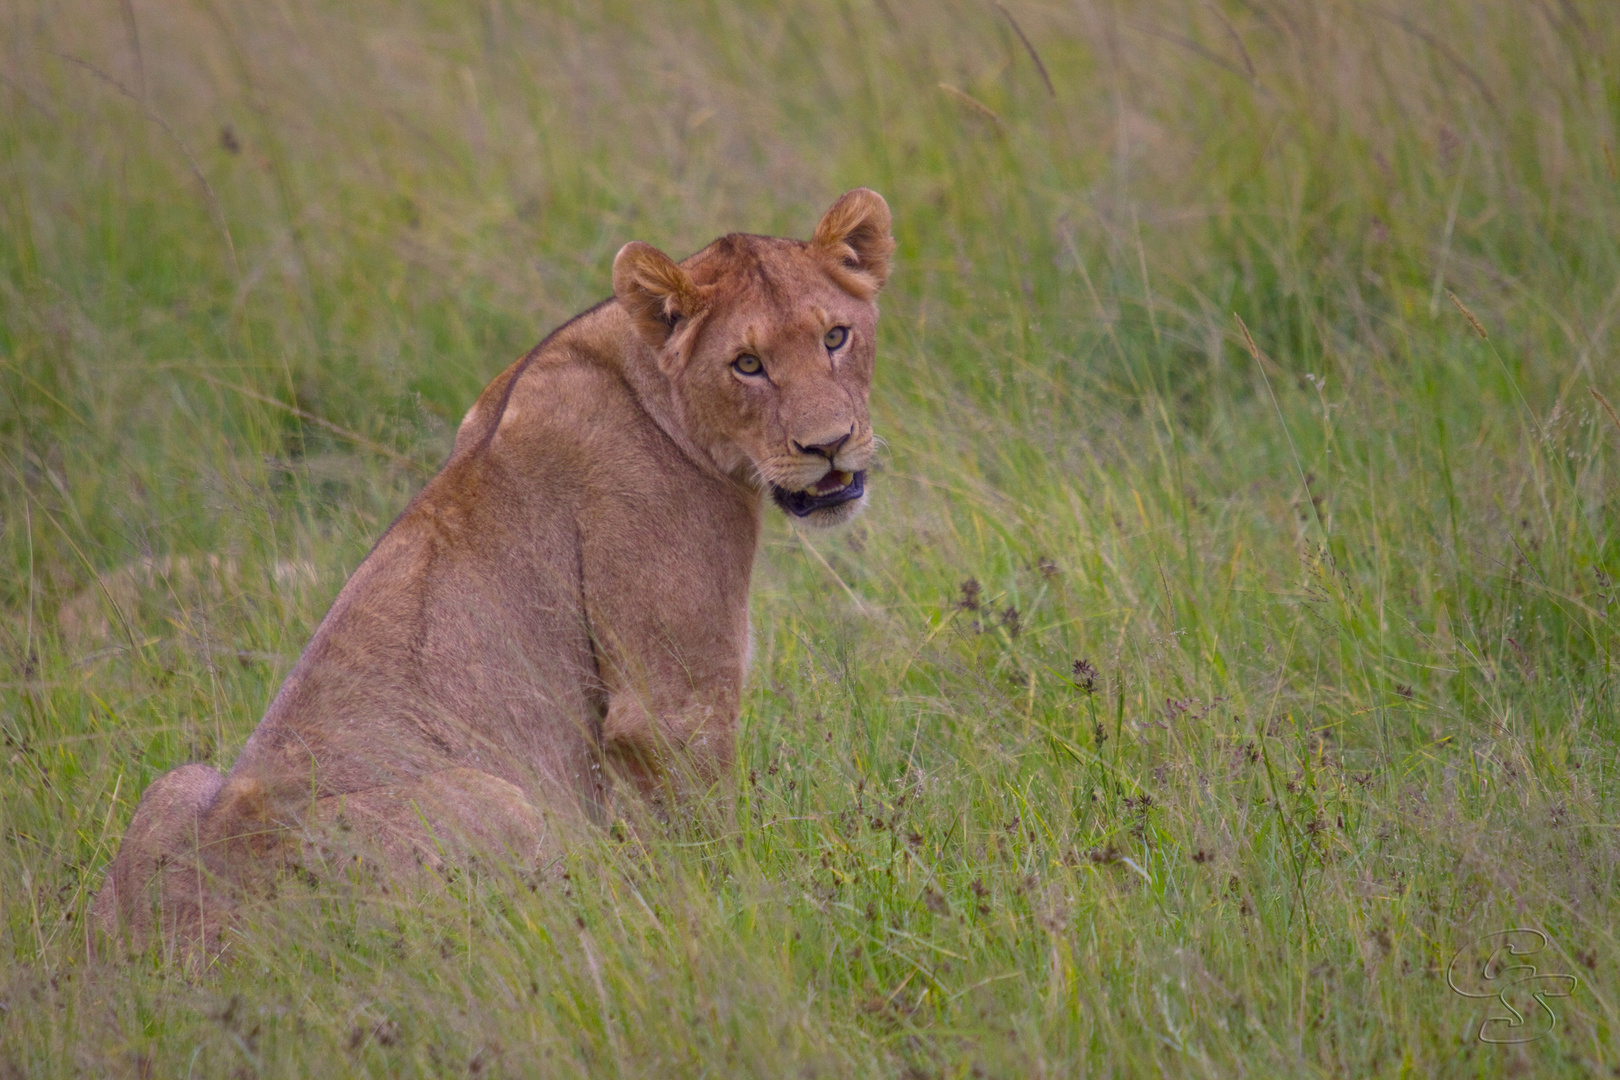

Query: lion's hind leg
92;763;227;952
303;768;551;886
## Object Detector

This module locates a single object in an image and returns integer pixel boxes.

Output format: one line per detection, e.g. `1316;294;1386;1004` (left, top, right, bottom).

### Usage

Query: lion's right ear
613;242;709;348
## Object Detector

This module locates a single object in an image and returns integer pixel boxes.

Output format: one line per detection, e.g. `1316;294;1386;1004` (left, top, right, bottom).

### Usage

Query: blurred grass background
2;0;1619;1075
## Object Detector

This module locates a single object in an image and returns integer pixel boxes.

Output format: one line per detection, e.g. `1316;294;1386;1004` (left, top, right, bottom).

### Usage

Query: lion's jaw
753;416;875;528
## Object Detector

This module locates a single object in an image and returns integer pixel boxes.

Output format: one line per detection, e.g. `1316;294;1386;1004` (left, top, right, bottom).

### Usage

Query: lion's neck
586;302;758;495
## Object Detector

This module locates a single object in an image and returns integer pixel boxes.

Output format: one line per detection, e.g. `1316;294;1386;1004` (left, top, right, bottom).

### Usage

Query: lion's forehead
690;235;862;313
703;273;870;351
684;232;801;281
725;305;838;352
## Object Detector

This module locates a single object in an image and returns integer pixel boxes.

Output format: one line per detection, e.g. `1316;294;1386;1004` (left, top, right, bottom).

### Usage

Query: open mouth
770;470;866;518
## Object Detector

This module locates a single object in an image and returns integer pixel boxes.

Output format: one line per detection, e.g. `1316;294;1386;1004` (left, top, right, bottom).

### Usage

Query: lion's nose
792;429;852;460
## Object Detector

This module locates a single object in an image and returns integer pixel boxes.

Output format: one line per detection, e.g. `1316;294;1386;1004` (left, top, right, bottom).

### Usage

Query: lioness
94;189;893;948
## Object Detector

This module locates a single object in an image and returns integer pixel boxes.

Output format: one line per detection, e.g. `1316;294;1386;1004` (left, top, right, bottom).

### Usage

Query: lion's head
612;189;893;527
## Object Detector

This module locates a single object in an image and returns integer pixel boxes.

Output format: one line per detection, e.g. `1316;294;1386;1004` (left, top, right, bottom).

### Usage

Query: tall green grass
2;0;1617;1074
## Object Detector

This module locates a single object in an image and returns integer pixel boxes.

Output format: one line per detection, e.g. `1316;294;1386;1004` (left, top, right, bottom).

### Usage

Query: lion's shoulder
451;305;640;455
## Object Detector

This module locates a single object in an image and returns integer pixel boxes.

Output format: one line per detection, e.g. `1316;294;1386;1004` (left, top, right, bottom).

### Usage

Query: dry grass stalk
1445;289;1489;339
1592;387;1620;437
937;83;1005;128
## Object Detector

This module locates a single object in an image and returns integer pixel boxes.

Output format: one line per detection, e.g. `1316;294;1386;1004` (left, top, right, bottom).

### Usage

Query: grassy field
3;0;1619;1074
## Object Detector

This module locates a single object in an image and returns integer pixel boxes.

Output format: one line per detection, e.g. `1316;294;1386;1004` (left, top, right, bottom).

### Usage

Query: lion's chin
770;470;867;526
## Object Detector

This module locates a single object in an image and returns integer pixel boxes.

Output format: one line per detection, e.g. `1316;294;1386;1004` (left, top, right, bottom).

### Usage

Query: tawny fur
93;189;894;952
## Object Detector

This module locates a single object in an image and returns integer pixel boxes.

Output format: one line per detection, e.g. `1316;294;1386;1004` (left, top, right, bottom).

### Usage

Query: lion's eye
824;326;849;351
732;354;764;376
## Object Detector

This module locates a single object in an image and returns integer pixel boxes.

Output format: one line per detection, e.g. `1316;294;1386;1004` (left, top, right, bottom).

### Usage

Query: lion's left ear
812;188;894;297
